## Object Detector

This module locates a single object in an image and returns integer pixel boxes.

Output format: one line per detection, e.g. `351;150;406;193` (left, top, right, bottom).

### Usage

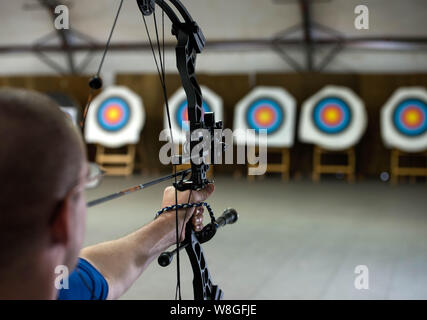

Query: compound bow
83;0;238;300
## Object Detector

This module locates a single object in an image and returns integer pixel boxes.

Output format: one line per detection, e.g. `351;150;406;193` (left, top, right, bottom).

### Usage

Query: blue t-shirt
57;258;109;300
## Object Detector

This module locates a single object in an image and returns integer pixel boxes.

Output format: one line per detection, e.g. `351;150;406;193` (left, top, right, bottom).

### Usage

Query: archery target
85;86;145;148
233;87;296;147
381;87;427;152
165;86;223;144
299;86;367;151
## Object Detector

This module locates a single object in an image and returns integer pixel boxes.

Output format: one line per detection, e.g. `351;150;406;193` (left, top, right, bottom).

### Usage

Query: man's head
0;88;87;277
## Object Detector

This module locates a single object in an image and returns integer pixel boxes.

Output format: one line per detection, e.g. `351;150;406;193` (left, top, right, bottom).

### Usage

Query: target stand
390;149;427;185
247;146;290;181
312;146;356;183
95;144;136;176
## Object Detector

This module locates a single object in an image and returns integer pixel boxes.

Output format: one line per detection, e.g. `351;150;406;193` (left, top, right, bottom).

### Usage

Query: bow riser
175;28;209;191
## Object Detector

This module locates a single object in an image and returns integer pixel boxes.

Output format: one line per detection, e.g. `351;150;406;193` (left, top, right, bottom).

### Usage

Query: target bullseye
322;105;341;125
313;97;351;134
255;107;274;126
97;97;131;132
393;99;427;137
246;99;284;134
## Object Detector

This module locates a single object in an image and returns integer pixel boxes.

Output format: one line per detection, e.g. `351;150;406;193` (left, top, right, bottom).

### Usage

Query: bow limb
185;224;223;300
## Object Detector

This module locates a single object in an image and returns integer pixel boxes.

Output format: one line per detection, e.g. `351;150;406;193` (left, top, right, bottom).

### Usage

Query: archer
0;88;213;299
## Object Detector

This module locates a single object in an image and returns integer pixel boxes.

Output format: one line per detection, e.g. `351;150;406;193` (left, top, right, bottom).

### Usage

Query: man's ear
48;194;73;246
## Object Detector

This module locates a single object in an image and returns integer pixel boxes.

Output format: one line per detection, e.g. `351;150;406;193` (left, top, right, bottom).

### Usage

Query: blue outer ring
392;99;427;137
245;98;284;135
96;97;131;132
175;100;211;131
312;97;352;134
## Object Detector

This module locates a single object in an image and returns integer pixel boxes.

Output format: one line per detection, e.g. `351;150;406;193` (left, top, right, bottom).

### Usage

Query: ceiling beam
1;37;426;55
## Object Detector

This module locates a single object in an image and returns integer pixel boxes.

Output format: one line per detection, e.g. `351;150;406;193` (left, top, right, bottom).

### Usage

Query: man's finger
192;212;203;223
192;215;203;224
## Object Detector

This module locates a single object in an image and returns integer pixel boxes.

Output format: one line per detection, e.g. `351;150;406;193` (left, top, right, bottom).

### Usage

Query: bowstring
159;4;181;301
142;3;182;300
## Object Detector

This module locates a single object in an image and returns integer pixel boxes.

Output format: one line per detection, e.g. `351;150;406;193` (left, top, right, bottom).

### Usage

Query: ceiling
0;0;426;74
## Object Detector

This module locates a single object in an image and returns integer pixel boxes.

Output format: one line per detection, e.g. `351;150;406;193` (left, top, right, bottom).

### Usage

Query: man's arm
79;185;214;300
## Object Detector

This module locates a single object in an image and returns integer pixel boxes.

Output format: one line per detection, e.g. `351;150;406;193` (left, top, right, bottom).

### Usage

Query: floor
84;174;427;300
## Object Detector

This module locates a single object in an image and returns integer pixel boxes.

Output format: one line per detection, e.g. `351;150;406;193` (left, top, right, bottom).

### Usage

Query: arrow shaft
87;169;191;208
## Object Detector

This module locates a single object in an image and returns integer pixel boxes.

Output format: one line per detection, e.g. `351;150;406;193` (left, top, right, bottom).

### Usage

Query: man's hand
159;184;215;244
80;184;214;300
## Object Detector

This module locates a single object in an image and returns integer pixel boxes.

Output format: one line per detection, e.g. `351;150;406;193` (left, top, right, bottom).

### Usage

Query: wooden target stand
390;149;427;185
247;146;290;181
312;146;356;183
95;144;136;176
